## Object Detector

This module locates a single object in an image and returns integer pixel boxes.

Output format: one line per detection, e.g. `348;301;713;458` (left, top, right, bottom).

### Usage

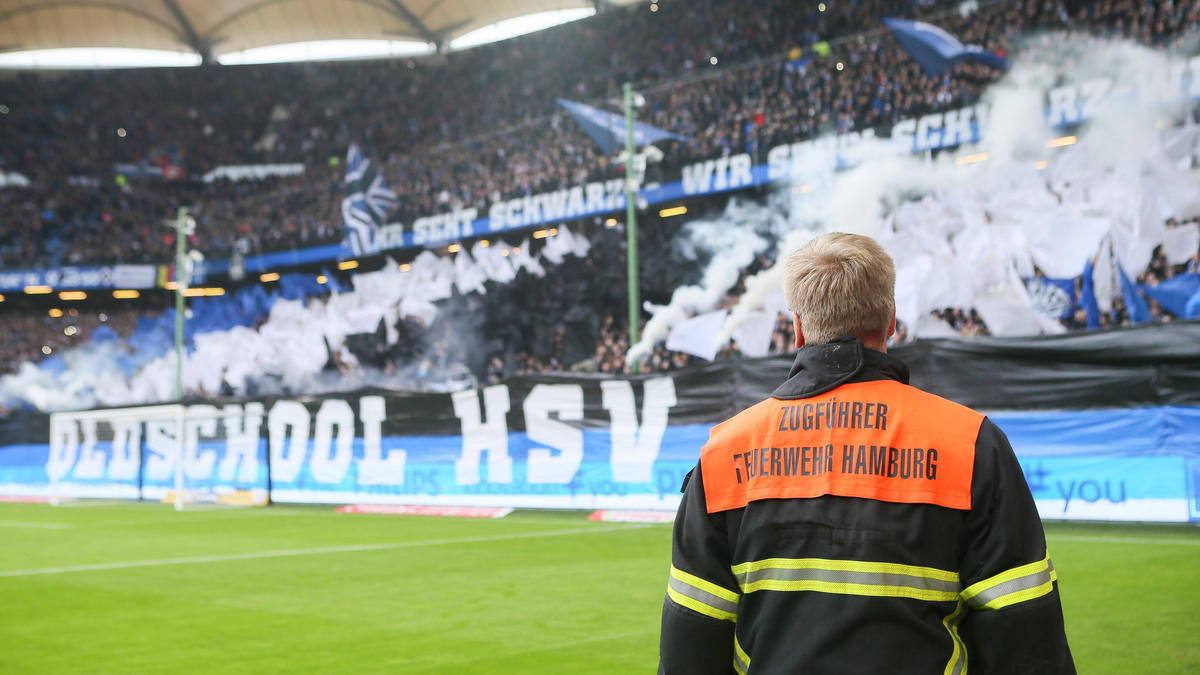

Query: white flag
666;309;729;360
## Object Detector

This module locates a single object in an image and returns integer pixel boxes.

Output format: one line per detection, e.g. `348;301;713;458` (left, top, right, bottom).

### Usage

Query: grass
0;502;1196;673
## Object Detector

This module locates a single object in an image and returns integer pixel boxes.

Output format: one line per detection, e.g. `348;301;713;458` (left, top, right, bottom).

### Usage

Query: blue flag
1187;292;1200;319
1141;272;1200;317
556;99;688;155
1117;263;1152;324
1080;259;1102;329
1024;276;1077;320
341;144;398;253
884;18;1008;77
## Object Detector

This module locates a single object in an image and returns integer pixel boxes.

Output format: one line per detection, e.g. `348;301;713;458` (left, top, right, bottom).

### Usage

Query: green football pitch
1;502;1197;674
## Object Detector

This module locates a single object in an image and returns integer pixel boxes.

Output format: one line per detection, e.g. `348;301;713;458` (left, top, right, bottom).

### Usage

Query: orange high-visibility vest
700;379;983;513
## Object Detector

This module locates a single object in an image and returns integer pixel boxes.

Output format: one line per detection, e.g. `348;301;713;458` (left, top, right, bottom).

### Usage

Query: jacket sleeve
659;463;739;675
959;418;1076;674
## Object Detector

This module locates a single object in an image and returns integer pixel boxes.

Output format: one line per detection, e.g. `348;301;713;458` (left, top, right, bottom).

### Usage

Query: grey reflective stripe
732;640;750;675
668;575;740;616
949;640;967;675
736;567;961;595
944;600;969;675
964;559;1055;609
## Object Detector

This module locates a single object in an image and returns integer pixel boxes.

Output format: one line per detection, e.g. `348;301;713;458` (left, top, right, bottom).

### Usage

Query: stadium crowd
1;0;1199;408
2;0;1197;268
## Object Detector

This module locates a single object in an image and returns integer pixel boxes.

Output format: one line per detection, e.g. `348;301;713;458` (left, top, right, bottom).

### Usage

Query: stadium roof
0;0;626;65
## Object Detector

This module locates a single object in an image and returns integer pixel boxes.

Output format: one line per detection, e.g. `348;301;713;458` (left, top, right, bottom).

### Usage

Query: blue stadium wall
2;322;1198;522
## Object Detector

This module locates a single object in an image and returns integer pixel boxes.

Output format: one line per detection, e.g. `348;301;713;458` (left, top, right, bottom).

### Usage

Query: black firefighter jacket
659;336;1075;674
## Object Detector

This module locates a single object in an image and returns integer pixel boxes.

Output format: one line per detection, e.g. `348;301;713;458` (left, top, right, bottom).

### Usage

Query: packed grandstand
0;0;1198;414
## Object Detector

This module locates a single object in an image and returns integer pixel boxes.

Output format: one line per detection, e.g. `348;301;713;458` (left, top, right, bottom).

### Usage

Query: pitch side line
0;524;657;578
1047;534;1200;547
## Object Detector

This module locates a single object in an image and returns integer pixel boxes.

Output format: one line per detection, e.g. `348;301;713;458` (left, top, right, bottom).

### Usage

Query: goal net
47;403;269;509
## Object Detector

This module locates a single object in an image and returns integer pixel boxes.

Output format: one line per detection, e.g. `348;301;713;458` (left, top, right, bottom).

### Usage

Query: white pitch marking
0;520;70;529
1048;534;1200;547
0;524;656;578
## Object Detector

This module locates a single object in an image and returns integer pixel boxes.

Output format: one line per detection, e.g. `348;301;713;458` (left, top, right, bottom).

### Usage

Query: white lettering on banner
905;105;985;152
358;396;406;485
891;117;918;153
1048;79;1116;126
542;189;569;221
506;197;524;228
915;112;943;152
144;419;178;482
268;400;310;484
487;201;505;229
349;222;406;256
46;422;78;481
585;182;606;212
729;154;753;189
1080;79;1111;120
1046;85;1077;127
681;159;716;193
524;384;584;484
184;405;219;481
72;419;106;480
452;385;513;485
217;403;263;483
412;208;478;246
601;377;678;483
765;130;876;180
310;399;355;484
567;185;585;217
680;154;755;195
766;144;792;181
941;107;974;148
485;179;627;232
108;419;141;481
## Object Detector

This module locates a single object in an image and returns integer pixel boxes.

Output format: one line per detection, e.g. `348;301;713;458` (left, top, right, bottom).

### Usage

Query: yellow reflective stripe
666;565;740;622
671;565;741;603
732;557;961;602
942;600;969;675
961;555;1056;610
733;557;959;581
667;586;736;622
733;634;750;675
738;578;960;601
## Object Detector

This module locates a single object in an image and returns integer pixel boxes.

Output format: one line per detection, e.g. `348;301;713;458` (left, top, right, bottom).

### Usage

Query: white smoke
0;233;591;412
659;33;1200;357
626;195;805;364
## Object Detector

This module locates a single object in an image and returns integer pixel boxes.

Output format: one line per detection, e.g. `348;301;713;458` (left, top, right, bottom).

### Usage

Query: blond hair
783;232;895;345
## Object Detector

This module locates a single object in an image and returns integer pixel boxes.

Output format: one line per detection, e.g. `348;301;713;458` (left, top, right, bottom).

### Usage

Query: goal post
47;403;270;508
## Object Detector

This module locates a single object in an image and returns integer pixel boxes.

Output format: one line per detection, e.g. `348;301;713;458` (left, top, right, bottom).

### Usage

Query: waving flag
1142;272;1200;317
883;18;1007;77
341;144;398;253
1117;263;1152;324
1080;259;1102;329
556;99;688;155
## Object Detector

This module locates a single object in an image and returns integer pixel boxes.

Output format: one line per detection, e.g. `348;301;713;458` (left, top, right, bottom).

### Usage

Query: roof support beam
160;0;213;64
384;0;442;46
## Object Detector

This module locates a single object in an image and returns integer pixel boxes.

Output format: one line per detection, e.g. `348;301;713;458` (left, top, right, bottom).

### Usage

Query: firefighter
659;232;1074;674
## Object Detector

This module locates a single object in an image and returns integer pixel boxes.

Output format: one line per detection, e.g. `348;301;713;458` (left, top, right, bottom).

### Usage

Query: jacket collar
771;335;910;400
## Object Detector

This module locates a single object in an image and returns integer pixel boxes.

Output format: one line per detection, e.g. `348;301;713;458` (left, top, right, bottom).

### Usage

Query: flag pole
623;82;640;373
173;206;189;511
